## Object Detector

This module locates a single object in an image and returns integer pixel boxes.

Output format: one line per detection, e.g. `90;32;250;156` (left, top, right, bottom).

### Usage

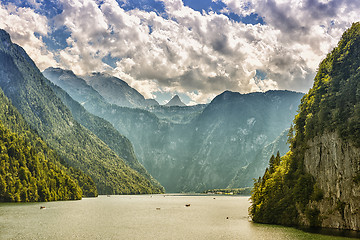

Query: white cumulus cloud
1;0;359;103
0;3;57;70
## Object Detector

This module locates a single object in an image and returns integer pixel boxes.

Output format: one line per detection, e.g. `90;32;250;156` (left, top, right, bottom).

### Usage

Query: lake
0;195;356;239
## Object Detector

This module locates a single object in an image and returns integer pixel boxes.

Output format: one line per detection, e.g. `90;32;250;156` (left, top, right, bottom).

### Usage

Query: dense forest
250;22;360;226
0;89;96;201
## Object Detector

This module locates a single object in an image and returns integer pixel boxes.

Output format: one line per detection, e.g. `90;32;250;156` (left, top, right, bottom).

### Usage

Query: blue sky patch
182;0;226;13
255;69;267;80
102;54;121;68
116;0;166;16
2;0;63;18
42;26;71;51
182;0;264;25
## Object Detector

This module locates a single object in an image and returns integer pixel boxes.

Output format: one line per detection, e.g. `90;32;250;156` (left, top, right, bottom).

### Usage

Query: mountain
42;67;304;192
250;22;360;231
82;72;159;108
0;88;88;202
227;128;290;188
174;90;303;192
165;95;186;106
0;29;163;195
146;104;206;124
43;68;163;191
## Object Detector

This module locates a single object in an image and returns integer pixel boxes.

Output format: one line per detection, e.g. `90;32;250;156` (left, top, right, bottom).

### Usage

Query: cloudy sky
0;0;358;104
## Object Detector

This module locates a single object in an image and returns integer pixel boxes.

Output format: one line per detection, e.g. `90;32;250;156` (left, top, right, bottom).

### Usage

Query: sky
0;0;359;105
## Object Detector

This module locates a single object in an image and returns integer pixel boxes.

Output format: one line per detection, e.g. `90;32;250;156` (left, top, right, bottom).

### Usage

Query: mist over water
0;195;353;240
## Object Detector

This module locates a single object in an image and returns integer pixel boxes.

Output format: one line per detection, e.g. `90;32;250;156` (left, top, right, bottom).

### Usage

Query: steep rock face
185;91;300;190
302;132;360;230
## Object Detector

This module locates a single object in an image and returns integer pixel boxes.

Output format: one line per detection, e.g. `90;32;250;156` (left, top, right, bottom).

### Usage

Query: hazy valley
43;67;303;192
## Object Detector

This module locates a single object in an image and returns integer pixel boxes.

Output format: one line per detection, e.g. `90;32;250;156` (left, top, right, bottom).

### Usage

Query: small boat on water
185;204;191;207
40;206;46;209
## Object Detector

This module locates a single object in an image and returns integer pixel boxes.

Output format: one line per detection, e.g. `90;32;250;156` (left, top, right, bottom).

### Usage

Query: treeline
249;22;360;226
249;151;321;225
203;187;252;195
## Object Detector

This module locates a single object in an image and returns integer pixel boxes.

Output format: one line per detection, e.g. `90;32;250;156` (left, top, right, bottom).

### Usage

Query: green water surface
0;195;356;240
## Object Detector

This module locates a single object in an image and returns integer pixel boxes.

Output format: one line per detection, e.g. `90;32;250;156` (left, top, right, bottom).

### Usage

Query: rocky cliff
301;132;360;230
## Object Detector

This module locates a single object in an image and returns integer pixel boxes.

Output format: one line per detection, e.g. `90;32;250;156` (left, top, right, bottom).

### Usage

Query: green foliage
250;22;360;226
305;207;321;227
249;152;301;225
336;200;346;219
311;184;324;202
294;22;360;147
0;91;83;201
269;151;281;174
353;172;360;184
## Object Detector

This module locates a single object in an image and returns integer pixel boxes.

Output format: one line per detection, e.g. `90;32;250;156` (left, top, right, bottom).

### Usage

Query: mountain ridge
0;29;163;195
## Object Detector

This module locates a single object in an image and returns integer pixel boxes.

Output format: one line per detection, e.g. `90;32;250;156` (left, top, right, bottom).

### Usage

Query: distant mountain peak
165;95;186;106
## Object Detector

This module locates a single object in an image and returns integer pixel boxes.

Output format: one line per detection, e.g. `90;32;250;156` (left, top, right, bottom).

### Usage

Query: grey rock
301;132;360;230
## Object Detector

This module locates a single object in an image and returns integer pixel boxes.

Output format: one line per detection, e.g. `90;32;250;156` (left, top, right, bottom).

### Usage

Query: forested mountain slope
0;88;91;201
0;29;163;195
250;22;360;231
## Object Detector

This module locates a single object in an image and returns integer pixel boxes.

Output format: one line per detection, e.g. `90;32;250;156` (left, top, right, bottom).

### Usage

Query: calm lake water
0;195;356;240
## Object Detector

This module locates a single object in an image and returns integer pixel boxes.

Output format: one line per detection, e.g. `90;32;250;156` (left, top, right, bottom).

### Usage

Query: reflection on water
0;195;356;240
300;226;360;239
